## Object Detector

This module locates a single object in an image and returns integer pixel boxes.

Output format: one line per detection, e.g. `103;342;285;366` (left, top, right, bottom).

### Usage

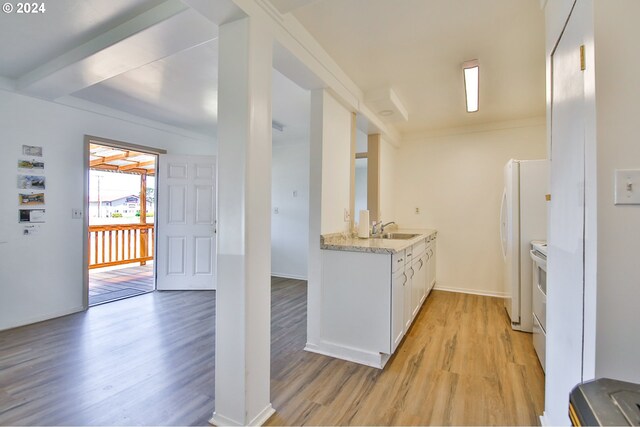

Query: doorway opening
87;140;158;306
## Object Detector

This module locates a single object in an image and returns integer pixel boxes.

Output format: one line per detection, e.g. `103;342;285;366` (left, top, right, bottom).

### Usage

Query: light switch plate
614;169;640;205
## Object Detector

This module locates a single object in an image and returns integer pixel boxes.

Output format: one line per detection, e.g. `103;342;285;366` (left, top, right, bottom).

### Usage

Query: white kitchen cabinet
427;239;437;292
391;268;406;353
312;231;437;368
411;245;426;320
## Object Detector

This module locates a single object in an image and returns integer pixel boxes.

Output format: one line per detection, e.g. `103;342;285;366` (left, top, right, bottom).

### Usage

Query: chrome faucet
380;221;396;234
372;221;396;236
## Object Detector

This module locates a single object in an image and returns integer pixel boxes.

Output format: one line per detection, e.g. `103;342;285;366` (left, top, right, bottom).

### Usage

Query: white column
306;89;324;348
212;16;274;427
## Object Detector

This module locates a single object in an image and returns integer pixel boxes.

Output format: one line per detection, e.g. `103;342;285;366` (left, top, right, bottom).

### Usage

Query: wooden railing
88;224;154;269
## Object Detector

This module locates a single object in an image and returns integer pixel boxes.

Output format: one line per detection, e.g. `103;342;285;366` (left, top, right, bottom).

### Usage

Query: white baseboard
0;305;85;332
249;404;276;426
434;283;508;298
304;341;389;369
209;404;275;426
539;412;549;426
271;272;307;281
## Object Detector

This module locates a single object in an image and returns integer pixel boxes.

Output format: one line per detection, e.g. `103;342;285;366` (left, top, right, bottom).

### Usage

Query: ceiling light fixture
379;110;394;117
462;59;479;113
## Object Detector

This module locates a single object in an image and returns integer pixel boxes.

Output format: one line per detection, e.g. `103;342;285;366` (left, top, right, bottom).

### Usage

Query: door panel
167;236;186;275
195;185;214;224
157;155;217;290
194;236;214;275
168;185;187;224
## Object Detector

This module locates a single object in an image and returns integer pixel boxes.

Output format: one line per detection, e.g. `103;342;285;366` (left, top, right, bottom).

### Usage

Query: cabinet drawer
413;239;426;257
392;250;405;273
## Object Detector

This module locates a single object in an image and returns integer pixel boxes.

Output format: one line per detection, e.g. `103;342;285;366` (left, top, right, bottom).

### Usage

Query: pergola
88;143;157;269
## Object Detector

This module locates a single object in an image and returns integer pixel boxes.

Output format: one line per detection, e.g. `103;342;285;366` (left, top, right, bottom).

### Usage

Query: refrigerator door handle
500;189;507;259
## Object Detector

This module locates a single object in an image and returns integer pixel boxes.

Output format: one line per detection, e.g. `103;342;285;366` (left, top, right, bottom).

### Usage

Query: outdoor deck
89;264;154;306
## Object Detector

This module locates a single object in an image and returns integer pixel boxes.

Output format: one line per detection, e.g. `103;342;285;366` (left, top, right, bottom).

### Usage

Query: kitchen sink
378;233;419;240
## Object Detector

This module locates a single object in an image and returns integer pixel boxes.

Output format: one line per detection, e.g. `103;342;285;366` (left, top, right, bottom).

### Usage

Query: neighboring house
89;194;153;218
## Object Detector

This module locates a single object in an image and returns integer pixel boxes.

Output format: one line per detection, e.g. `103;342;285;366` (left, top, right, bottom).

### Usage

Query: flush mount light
462;59;479;113
379;110;394;117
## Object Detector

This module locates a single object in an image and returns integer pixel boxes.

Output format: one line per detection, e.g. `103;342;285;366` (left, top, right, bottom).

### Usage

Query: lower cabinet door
391;270;406;352
404;266;413;332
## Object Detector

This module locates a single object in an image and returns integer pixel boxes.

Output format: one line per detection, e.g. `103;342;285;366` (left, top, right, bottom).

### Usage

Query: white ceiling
293;0;546;134
0;0;162;78
0;0;545;140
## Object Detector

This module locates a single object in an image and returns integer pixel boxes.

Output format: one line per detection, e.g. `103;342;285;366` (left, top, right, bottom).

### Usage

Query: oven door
530;249;547;332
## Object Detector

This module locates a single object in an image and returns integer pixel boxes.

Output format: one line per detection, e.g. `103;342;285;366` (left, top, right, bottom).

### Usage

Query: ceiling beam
119;160;156;171
89;152;131;167
17;0;218;100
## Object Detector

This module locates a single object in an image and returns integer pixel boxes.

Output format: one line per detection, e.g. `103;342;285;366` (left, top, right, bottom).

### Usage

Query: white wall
593;0;640;383
307;89;353;348
379;136;397;224
0;90;215;331
396;121;546;296
354;161;367;218
271;141;309;279
319;92;352;235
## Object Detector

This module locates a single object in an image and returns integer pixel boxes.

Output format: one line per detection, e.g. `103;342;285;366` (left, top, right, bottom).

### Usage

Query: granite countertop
320;228;437;254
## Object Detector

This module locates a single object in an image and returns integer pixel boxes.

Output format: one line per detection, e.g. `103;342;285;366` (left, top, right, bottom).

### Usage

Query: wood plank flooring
0;278;544;426
89;264;155;306
267;287;545;426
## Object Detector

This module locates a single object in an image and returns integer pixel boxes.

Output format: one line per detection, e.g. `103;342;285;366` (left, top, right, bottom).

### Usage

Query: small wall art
19;193;45;206
22;145;43;157
18;159;45;170
19;209;46;223
17;175;45;190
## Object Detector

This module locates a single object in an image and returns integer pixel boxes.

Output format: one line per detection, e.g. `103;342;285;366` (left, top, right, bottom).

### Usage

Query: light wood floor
0;278;544;426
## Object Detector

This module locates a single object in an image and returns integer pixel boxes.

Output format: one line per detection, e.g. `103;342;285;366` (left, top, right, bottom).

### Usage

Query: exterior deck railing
88;223;154;269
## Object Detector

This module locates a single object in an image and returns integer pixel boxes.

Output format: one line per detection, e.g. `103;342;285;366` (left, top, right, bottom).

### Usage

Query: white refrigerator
500;159;548;332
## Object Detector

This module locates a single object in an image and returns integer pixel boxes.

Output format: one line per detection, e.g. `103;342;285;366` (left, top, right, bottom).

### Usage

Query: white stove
530;240;547;372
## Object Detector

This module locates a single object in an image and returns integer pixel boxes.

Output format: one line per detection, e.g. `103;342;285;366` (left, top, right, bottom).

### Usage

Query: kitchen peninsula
305;229;437;368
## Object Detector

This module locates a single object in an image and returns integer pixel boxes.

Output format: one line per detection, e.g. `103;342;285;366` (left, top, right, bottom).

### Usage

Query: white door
546;2;587;424
157;155;216;290
503;160;520;324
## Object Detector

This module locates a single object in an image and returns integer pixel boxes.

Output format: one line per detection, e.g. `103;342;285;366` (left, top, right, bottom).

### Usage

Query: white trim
304;341;389;369
249;404;276;426
271;272;307;281
402;116;546;143
209;404;275;426
0;306;85;332
433;284;509;298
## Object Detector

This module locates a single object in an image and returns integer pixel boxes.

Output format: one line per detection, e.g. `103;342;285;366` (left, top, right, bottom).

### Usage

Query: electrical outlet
274;207;279;214
293;190;298;197
415;207;420;214
71;208;83;219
